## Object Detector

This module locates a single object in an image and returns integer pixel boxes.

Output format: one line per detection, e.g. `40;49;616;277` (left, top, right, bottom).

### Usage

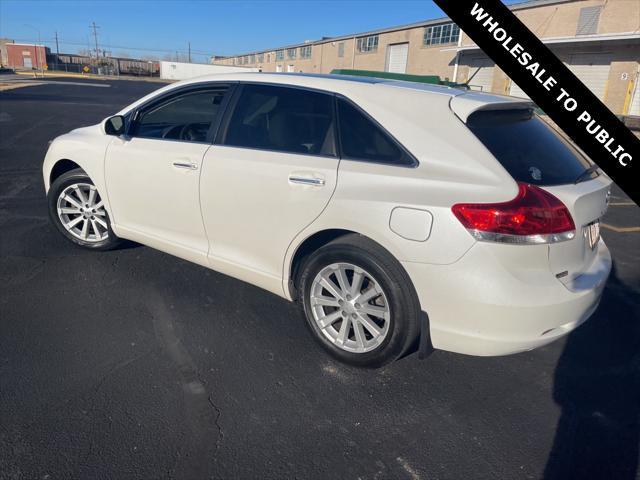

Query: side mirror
104;115;125;136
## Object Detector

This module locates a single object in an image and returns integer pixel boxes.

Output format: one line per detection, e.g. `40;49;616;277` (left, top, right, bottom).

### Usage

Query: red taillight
452;183;575;243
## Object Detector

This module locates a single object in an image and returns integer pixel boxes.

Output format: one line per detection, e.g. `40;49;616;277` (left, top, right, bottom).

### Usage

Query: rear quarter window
467;109;594;186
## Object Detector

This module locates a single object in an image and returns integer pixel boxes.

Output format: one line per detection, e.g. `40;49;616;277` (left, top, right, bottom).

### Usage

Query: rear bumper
403;239;611;356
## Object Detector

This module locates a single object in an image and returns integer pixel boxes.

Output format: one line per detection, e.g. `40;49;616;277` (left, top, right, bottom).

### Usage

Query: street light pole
24;24;44;77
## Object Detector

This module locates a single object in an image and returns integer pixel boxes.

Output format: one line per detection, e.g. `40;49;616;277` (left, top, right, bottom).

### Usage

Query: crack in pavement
146;287;224;478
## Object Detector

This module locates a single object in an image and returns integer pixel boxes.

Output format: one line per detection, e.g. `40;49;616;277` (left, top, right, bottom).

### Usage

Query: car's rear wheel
299;234;421;368
48;169;121;250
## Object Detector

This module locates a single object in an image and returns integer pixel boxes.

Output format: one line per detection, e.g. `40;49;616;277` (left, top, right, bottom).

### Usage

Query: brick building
6;43;50;70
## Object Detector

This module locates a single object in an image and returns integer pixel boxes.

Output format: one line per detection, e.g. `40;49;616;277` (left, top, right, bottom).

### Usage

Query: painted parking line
1;79;110;88
33;80;111;88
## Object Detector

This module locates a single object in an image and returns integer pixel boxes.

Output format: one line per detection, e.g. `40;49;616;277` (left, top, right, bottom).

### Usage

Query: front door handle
288;175;325;186
173;162;198;170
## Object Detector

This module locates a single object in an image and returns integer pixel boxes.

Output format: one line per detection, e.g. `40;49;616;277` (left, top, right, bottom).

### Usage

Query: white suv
43;73;612;367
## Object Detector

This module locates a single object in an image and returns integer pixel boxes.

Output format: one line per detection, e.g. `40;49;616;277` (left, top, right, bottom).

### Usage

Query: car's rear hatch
451;94;611;284
542;177;610;284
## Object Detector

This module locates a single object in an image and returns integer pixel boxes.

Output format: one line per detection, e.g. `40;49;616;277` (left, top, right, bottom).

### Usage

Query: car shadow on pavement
544;265;640;480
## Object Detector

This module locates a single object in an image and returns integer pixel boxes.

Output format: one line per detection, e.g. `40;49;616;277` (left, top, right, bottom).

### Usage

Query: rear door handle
173;162;198;170
288;175;325;186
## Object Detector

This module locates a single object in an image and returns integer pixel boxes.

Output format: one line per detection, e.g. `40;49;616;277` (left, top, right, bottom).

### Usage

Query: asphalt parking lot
1;75;639;480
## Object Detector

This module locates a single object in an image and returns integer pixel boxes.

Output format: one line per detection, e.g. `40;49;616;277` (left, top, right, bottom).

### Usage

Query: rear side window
467;109;593;185
222;84;336;156
337;98;414;166
133;88;227;143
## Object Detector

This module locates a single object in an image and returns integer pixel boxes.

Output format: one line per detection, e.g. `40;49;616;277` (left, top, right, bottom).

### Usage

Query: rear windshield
467;109;594;186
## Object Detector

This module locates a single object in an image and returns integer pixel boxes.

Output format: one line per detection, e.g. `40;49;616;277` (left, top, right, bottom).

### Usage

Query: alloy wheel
56;182;109;243
309;262;391;353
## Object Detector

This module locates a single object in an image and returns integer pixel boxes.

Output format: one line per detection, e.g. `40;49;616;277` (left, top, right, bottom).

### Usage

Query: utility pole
90;21;100;59
188;42;191;63
54;31;61;71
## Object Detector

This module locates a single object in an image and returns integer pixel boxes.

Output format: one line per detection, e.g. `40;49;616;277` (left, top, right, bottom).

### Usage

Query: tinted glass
337;99;412;166
467;109;593;185
223;84;335;156
134;88;227;143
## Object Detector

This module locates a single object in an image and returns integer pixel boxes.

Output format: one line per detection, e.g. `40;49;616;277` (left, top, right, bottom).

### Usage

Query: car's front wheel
299;234;421;368
48;168;121;250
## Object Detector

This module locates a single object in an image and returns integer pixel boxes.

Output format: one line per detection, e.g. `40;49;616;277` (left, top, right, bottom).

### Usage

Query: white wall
160;61;258;80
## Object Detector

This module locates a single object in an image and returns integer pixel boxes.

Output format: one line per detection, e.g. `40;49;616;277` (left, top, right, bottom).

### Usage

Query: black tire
298;234;421;368
48;168;121;251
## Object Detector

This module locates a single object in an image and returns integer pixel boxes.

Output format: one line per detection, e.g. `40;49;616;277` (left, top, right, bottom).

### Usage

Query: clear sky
0;0;523;62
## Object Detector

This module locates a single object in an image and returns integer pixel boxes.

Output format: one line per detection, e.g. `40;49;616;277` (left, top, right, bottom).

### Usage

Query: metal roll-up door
466;56;495;93
386;43;409;74
509;52;611;102
566;52;611;100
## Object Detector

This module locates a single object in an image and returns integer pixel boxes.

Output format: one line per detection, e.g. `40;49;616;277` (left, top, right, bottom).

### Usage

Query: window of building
576;6;602;35
276;49;284;61
337;98;413;166
423;23;460;46
134;88;228;143
222;84;336;156
300;45;312;59
257;53;264;63
249;54;255;64
338;42;345;58
287;48;297;59
356;35;379;53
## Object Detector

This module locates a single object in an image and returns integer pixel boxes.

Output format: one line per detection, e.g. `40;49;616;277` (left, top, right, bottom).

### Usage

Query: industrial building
4;42;50;70
212;0;640;116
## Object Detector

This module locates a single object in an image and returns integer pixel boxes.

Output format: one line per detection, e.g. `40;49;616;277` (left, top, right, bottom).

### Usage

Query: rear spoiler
450;91;534;123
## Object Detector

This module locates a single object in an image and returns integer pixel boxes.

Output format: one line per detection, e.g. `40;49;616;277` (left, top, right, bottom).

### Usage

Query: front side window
222;84;335;156
287;48;297;59
276;49;284;61
133;88;227;143
337;98;413;166
423;23;460;46
357;35;379;53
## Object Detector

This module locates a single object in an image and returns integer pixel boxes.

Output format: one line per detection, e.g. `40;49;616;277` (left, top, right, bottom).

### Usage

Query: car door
104;84;231;265
200;83;339;293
